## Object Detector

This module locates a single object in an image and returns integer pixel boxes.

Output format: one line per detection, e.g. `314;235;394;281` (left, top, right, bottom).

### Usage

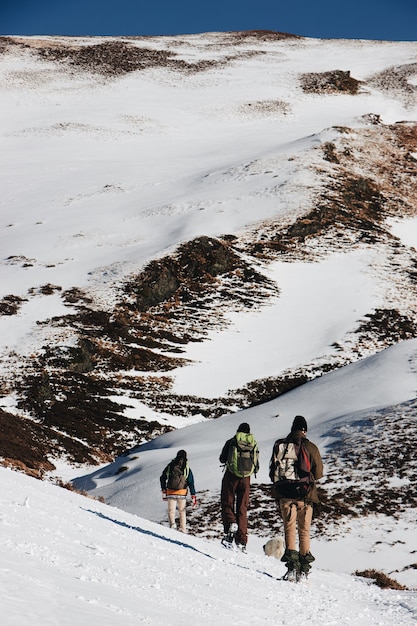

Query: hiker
269;415;323;578
219;422;259;551
160;449;197;533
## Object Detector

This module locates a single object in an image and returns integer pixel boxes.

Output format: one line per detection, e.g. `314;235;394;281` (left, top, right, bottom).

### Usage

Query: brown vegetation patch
225;30;302;43
356;308;417;344
124;235;263;311
368;62;417;103
300;70;361;94
3;37;219;77
36;41;177;76
281;176;385;244
0;408;55;476
0;294;26;316
355;569;408;590
232;372;310;407
62;288;93;305
16;367;170;462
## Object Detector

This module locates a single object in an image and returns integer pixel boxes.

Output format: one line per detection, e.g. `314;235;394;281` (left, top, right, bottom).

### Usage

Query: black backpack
269;437;312;499
166;459;188;490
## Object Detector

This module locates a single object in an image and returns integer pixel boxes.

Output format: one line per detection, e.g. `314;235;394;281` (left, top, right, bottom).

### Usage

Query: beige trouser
280;499;313;555
167;498;187;532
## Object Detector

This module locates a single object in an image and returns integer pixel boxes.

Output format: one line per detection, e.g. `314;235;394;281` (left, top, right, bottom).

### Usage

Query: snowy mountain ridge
1;31;417;613
1;31;417;464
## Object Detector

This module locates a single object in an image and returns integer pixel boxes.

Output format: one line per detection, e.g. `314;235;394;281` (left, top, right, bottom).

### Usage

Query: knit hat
291;415;308;432
237;422;250;434
176;449;187;459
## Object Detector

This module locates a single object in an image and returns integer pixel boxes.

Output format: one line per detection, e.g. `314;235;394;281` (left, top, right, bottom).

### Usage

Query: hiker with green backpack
219;423;259;552
160;449;197;533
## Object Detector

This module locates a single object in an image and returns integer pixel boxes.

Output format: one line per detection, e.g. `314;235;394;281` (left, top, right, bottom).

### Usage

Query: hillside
1;31;417;592
1;31;417;468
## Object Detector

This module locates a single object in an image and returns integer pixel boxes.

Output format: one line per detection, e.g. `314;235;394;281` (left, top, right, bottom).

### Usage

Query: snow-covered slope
1;33;417;444
2;466;417;626
1;31;417;605
75;337;417;588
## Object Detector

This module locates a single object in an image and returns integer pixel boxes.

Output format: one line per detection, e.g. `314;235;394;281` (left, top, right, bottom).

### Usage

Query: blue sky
1;0;417;41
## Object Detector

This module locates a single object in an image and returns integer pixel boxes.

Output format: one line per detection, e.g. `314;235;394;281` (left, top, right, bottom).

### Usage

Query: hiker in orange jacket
160;449;196;533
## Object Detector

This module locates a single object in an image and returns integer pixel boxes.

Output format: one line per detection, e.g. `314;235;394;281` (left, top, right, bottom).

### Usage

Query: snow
1;32;417;622
172;249;379;396
2;466;417;626
388;216;417;250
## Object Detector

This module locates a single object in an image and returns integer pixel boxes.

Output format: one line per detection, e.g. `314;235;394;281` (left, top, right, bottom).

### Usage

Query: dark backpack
166;459;189;490
269;437;312;499
227;432;259;478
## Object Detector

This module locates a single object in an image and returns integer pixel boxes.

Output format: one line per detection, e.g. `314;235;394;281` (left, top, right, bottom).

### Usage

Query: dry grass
355;569;408;590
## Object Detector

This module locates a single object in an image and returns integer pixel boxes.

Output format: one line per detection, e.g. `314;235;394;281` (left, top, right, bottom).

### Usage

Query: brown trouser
280;499;313;556
221;470;250;545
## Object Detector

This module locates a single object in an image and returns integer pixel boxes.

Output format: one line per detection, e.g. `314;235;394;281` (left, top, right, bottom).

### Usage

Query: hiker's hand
191;495;197;507
162;490;167;500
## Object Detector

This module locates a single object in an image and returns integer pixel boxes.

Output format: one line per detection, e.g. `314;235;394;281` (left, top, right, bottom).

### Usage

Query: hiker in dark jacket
269;415;323;576
220;422;259;551
160;449;197;533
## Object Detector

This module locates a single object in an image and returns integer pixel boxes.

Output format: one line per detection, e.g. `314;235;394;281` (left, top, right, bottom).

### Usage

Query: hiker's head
237;422;250;434
176;449;187;460
291;415;308;433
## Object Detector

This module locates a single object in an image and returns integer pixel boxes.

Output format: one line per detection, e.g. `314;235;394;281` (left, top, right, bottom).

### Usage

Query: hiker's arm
187;468;196;495
312;447;324;481
219;439;230;464
160;465;168;490
268;443;276;482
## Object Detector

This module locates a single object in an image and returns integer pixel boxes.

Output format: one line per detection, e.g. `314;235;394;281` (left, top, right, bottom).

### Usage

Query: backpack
227;432;258;478
269;437;312;499
166;459;189;490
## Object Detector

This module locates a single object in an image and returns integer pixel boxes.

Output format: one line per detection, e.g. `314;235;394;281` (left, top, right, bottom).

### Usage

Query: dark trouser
221;470;250;545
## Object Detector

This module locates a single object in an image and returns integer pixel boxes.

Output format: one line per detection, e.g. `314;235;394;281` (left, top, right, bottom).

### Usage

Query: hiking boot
280;549;299;564
221;533;234;548
221;522;238;548
236;543;247;553
299;551;315;574
281;549;301;580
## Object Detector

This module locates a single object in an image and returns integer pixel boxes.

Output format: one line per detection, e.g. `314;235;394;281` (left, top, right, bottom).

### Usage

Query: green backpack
227;432;258;478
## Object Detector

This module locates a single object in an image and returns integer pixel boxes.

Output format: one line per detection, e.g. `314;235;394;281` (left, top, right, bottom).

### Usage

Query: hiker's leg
297;502;313;555
177;498;187;533
221;470;238;531
167;499;177;529
235;476;250;545
280;500;298;551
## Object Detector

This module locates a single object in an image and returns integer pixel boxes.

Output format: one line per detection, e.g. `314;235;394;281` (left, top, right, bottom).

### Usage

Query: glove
191;495;197;507
162;490;167;501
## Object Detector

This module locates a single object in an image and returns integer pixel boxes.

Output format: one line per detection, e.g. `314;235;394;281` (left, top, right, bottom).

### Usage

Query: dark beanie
237;422;250;434
291;415;308;432
176;449;187;459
